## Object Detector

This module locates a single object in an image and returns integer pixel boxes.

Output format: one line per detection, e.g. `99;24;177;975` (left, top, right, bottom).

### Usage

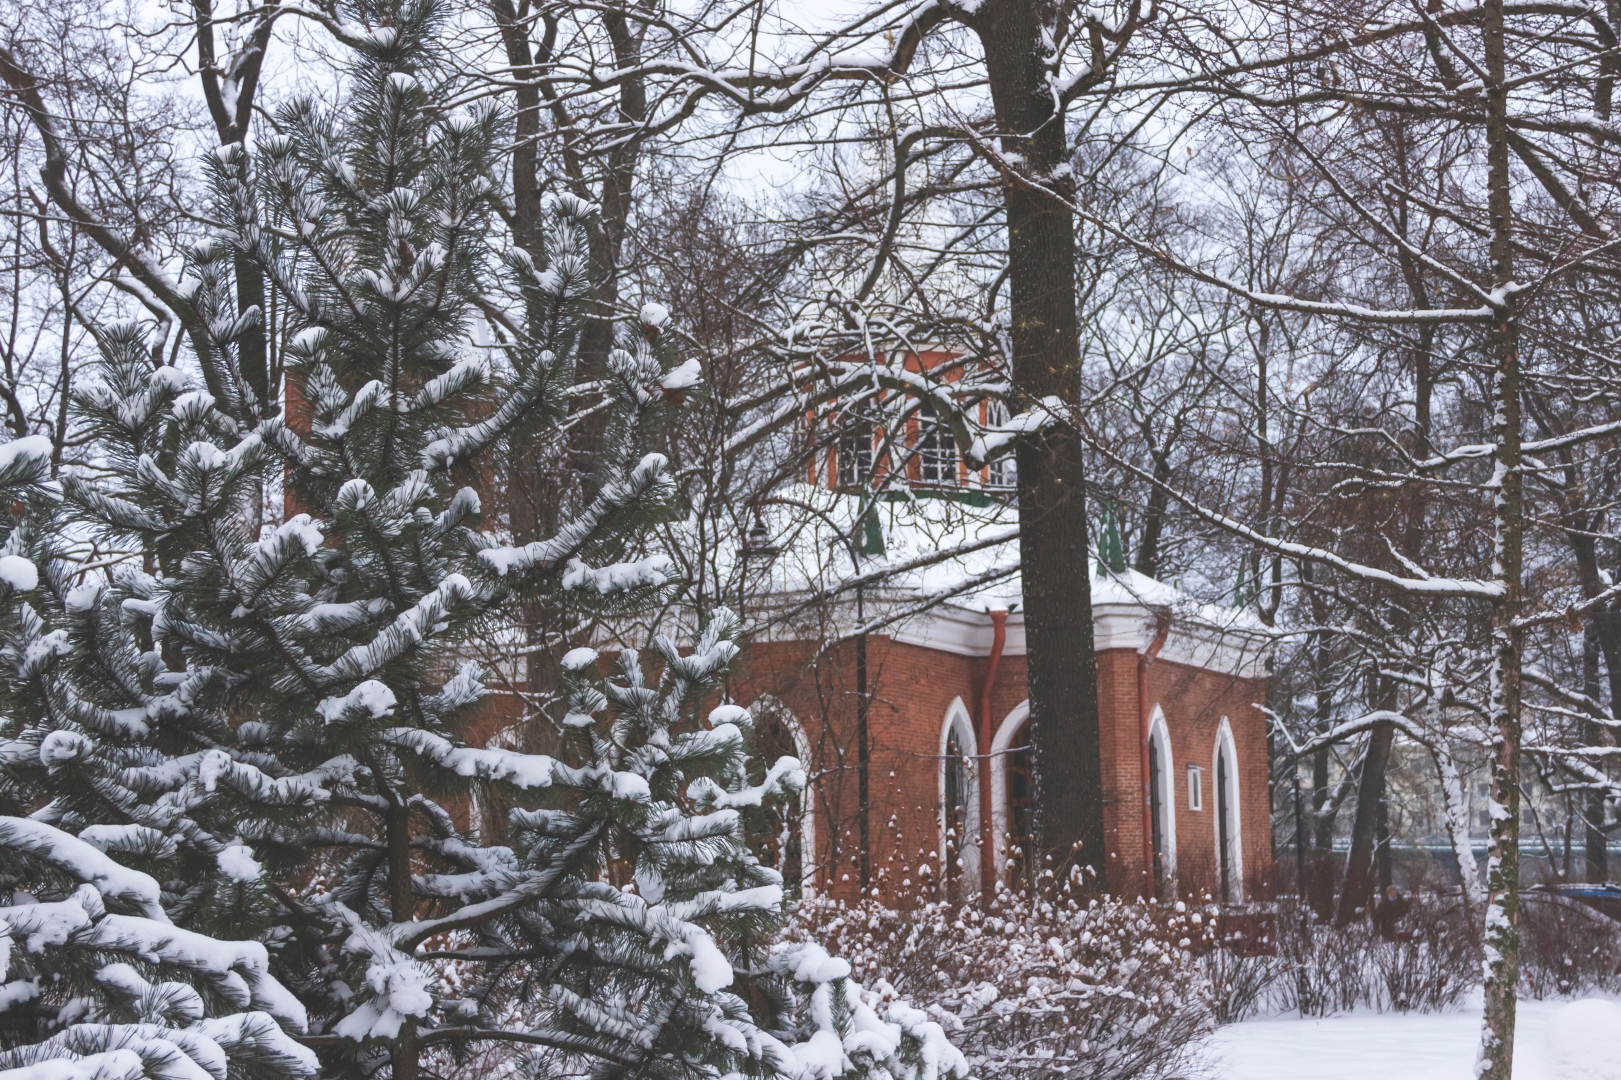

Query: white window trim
988;700;1030;882
938;697;981;893
1213;716;1244;903
1147;706;1177;881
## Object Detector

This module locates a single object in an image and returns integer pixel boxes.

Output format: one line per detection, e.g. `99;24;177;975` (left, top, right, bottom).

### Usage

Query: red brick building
724;350;1274;903
730;570;1273;905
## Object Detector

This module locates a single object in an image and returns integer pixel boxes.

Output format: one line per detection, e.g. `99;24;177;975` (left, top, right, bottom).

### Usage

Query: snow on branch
0;819;167;922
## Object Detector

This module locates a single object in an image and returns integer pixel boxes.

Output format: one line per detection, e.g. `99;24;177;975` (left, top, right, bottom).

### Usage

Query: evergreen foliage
0;3;965;1079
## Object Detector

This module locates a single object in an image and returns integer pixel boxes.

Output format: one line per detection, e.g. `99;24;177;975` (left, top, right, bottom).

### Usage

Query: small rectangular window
1186;764;1203;811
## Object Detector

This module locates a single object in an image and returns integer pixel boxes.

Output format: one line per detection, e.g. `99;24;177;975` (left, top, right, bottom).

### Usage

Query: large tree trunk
976;0;1105;882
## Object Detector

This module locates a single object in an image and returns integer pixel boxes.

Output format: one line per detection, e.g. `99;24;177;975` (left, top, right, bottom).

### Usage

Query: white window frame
1147;707;1177;881
938;698;981;894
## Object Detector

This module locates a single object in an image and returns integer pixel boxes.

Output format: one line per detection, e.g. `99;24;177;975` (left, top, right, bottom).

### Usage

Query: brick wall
447;633;1271;905
1141;657;1273;900
730;636;1271;904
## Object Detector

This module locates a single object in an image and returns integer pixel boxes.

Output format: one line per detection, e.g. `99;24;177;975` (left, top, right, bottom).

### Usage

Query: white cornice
886;602;1271;679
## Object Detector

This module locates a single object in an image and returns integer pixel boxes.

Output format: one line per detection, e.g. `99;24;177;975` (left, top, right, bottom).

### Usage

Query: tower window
985;400;1012;487
918;402;957;485
838;425;873;490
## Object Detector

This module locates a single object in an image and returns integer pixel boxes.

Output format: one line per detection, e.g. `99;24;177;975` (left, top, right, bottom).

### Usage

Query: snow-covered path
1205;996;1621;1080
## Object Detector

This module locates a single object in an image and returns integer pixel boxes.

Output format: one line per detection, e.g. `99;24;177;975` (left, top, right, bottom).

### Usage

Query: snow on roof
716;485;1273;673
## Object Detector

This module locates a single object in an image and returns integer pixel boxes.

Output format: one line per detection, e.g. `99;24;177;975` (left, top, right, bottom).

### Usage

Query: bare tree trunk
1132;450;1173;579
1584;624;1610;882
976;0;1105;881
1336;723;1395;924
1310;744;1334;916
1303;560;1337;917
1478;0;1524;1068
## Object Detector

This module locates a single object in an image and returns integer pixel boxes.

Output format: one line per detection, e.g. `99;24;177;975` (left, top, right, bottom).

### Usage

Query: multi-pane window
985;400;1012;487
918;401;957;485
838;425;873;490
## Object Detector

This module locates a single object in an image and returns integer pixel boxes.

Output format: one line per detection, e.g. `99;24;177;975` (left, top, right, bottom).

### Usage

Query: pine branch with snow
0;818;316;1080
421;610;965;1080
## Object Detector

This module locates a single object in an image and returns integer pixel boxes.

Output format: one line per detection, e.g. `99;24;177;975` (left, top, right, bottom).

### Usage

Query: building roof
722;485;1275;679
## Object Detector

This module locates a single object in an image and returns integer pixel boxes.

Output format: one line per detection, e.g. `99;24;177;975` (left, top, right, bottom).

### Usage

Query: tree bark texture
1336;722;1396;924
976;0;1106;881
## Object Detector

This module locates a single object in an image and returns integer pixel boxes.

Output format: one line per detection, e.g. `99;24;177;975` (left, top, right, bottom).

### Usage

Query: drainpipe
1138;607;1173;895
979;609;1008;891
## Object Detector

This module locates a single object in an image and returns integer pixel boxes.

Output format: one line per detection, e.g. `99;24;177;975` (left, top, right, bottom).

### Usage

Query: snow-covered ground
1205;995;1621;1080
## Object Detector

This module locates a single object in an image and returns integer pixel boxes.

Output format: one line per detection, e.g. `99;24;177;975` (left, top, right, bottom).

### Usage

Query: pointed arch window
1213;719;1244;904
939;701;980;898
1147;709;1177;894
751;699;816;895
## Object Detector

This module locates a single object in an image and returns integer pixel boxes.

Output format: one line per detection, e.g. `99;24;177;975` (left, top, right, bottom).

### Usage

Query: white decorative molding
889;602;1270;679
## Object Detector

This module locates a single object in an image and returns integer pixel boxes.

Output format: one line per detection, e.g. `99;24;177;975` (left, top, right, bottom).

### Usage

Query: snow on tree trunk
1477;0;1524;1070
1429;730;1486;920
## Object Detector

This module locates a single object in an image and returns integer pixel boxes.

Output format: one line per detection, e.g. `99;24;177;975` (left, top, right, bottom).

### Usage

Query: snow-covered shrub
783;873;1211;1080
1199;920;1284;1024
1273;905;1370;1016
1368;900;1479;1011
1273;897;1478;1015
1519;895;1621;998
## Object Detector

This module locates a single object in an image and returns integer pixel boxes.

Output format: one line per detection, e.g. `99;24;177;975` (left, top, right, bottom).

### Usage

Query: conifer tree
0;3;965;1079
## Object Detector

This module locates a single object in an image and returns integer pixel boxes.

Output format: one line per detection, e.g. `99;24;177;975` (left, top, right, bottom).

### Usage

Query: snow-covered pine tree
0;418;318;1080
0;2;965;1079
454;611;967;1080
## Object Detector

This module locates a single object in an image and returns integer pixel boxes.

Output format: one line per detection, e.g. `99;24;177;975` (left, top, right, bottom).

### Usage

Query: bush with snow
783;872;1211;1080
1518;893;1621;999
